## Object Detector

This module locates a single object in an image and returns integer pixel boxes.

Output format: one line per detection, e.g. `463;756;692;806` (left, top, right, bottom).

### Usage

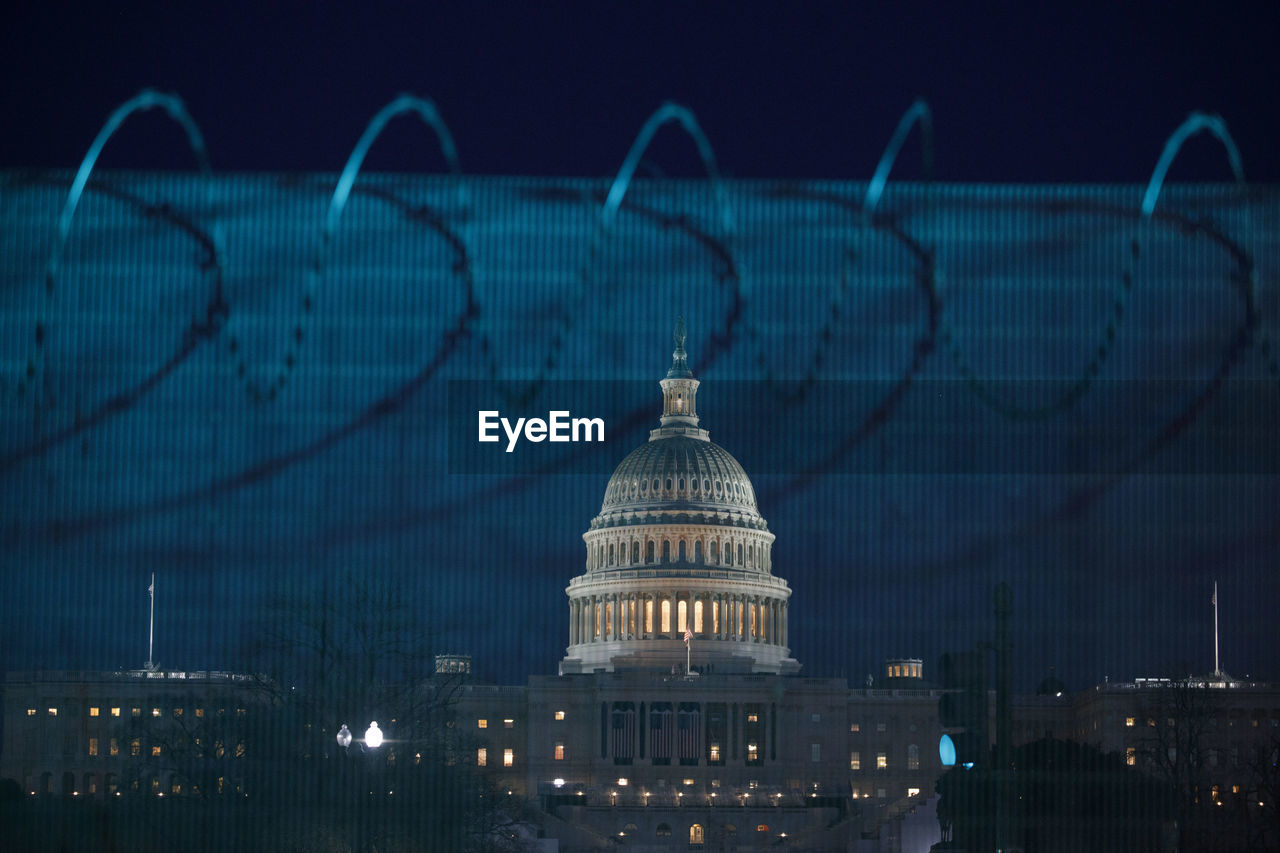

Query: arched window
678;540;686;562
623;823;639;837
645;598;654;634
662;540;670;562
725;543;733;566
689;823;705;845
694;540;703;563
710;541;719;563
661;599;671;634
608;543;614;565
738;543;744;564
632;541;640;563
677;599;688;632
604;602;612;636
694;599;704;633
646;541;655;563
908;743;920;770
656;823;672;837
666;477;673;491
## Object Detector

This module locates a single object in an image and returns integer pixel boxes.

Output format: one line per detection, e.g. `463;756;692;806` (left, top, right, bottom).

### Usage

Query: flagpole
1213;580;1219;676
147;573;155;671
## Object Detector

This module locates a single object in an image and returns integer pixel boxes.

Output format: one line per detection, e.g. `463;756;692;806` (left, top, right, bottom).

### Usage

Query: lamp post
335;721;385;853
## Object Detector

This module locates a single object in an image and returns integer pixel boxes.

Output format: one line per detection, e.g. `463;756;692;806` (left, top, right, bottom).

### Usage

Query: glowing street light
336;724;353;749
364;721;383;749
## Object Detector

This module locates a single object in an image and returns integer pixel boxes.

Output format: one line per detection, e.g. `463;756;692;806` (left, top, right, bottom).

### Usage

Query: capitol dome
561;320;799;675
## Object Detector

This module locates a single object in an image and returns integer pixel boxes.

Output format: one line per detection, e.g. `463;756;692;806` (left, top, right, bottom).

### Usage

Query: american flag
678;707;700;760
612;706;635;759
684;627;693;644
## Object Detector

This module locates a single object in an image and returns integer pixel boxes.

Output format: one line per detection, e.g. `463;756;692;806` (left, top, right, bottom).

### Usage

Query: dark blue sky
1;3;1278;693
3;3;1278;181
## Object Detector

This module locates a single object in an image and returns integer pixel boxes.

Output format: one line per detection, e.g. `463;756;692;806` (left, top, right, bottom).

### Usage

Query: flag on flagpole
148;576;154;596
684;627;693;644
1211;588;1216;606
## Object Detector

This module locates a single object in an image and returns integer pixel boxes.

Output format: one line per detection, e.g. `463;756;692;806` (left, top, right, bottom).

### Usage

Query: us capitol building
5;324;1277;851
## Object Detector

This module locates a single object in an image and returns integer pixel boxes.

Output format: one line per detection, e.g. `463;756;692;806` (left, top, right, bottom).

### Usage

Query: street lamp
336;724;353;750
364;721;383;749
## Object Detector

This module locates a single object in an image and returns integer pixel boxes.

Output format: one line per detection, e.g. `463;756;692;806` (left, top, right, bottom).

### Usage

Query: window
554;742;565;760
171;780;181;795
110;707;120;717
130;739;141;757
810;743;821;762
908;787;921;797
811;713;821;723
47;707;58;717
195;708;204;718
503;718;514;729
689;823;705;845
89;706;100;717
152;745;162;757
1125;716;1135;727
1126;747;1136;766
747;713;759;723
151;708;161;718
656;823;672;837
503;748;514;767
88;738;99;756
554;710;565;721
747;742;759;760
877;752;888;769
26;708;35;716
477;748;487;767
235;742;245;758
908;744;919;770
709;743;721;762
850;751;861;771
876;722;886;732
109;738;119;757
877;787;887;799
756;824;769;833
477;719;488;729
661;599;671;633
850;721;860;732
236;708;246;718
132;707;141;717
173;708;183;718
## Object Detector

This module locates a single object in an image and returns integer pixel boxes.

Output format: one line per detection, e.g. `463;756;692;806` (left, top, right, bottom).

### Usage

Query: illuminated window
693;599;703;633
709;743;721;761
554;710;565;721
26;708;35;716
236;708;246;718
850;722;860;732
151;708;161;717
1232;784;1240;794
110;707;120;717
645;598;654;633
1126;747;1136;766
554;743;565;760
89;706;100;717
850;751;861;770
477;748;487;767
130;739;141;757
152;745;162;757
678;599;687;632
503;748;514;767
1125;716;1135;727
88;738;99;757
477;719;487;729
661;599;671;633
810;743;821;762
48;707;58;717
908;744;919;770
747;742;759;760
689;823;704;845
747;713;759;723
235;742;245;758
756;824;769;833
503;718;514;729
877;752;887;769
132;708;141;717
908;787;921;797
171;780;181;795
195;708;203;718
173;708;183;718
109;738;119;757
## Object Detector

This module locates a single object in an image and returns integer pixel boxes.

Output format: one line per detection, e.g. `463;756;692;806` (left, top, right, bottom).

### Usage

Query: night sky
2;3;1278;693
